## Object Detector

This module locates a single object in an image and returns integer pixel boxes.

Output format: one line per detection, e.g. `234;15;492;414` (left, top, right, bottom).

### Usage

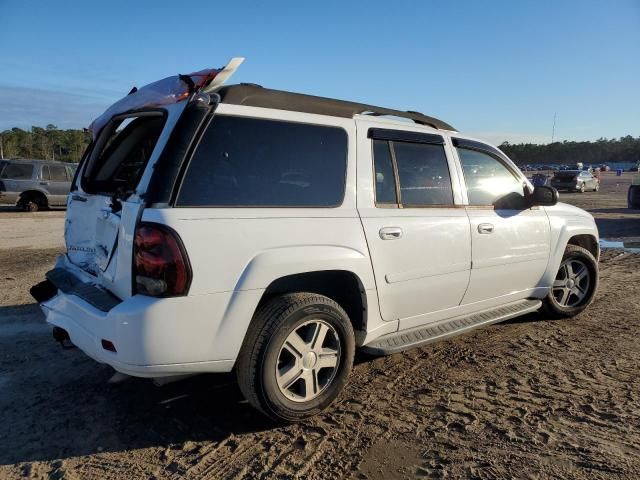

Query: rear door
65;103;186;299
44;164;71;205
451;138;551;304
356;120;471;323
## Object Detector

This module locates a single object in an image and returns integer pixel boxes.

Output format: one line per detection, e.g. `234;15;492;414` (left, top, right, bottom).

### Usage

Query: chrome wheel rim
552;258;591;307
275;319;341;403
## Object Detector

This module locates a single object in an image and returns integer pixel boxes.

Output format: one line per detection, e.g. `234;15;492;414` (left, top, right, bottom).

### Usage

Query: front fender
543;208;599;286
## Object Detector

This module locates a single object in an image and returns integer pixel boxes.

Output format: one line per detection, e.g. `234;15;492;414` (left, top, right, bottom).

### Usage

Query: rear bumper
35;258;253;377
41;291;236;377
551;183;578;190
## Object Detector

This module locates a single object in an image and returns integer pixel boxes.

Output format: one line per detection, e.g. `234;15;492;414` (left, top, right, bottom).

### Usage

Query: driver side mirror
530;185;558;206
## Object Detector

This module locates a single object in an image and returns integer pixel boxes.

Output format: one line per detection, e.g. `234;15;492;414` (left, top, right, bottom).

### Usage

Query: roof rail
218;84;456;131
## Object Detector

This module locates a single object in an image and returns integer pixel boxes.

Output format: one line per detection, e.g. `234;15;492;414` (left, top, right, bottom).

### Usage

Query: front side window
372;138;454;207
0;163;34;180
177;116;348;207
457;148;525;208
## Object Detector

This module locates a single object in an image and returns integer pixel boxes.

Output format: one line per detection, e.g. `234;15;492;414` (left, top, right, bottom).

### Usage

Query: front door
452;139;551;304
357;123;471;322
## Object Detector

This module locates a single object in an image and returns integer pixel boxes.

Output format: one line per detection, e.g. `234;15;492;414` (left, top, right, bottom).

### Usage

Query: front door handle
478;223;494;234
379;227;403;240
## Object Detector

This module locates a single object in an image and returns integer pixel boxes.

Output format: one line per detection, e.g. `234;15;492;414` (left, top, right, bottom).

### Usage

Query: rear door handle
478;223;494;234
379;227;403;240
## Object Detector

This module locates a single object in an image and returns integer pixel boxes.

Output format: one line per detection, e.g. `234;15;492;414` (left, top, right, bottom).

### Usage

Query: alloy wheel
275;319;341;402
552;258;591;307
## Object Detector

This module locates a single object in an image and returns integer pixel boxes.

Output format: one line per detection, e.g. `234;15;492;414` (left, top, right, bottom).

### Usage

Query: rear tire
236;293;355;422
541;244;598;318
18;193;47;212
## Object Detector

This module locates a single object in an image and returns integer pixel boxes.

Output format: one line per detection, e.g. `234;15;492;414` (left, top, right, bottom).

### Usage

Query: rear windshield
0;162;34;180
81;113;166;195
176;115;348;207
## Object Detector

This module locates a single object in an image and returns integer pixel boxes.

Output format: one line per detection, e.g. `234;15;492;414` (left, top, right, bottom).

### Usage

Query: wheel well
567;234;599;260
19;190;48;206
258;270;366;332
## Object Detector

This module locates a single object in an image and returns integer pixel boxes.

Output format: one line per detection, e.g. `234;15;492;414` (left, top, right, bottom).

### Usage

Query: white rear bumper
41;288;243;377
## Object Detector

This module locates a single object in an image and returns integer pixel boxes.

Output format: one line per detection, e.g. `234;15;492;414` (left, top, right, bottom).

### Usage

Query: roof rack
218;84;456;131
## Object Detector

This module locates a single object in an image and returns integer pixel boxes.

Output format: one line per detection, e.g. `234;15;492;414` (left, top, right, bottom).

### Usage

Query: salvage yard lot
0;172;639;479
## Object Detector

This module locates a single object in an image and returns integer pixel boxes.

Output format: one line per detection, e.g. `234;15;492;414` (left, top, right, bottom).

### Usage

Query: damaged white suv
32;59;599;421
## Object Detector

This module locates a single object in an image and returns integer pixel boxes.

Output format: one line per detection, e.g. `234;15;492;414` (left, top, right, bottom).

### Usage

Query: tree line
1;125;639;167
499;136;640;166
0;125;92;163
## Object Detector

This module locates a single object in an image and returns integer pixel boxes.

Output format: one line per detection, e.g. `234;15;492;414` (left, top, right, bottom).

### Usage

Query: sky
1;0;639;145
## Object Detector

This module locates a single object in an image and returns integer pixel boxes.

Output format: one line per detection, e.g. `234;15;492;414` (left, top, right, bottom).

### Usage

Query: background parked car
0;159;77;211
550;170;599;193
530;173;551;187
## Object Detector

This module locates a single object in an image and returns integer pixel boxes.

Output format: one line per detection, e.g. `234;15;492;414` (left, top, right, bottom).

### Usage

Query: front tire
236;293;355;422
542;244;598;318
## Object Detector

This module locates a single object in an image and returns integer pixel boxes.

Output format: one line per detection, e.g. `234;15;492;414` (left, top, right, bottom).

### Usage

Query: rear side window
371;136;454;207
177;116;348;207
82;114;166;195
0;163;34;180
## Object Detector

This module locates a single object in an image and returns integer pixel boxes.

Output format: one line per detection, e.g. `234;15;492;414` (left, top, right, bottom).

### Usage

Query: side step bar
361;299;542;355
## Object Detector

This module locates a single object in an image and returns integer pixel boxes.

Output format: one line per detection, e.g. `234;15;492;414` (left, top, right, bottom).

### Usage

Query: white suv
32;60;599;422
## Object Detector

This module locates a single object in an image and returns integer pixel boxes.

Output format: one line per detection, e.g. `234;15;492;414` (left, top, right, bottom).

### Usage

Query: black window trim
173;113;350;209
452;137;530;209
371;135;457;209
368;128;444;145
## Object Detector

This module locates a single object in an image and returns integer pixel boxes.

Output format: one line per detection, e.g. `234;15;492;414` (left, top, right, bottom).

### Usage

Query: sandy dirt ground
0;207;65;250
0;173;639;479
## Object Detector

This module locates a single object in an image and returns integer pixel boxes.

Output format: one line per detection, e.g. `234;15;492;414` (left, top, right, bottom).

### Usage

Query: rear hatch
65;105;186;299
57;61;240;301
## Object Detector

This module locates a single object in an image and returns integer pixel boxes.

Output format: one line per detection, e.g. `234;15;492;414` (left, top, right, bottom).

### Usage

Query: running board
361;299;542;355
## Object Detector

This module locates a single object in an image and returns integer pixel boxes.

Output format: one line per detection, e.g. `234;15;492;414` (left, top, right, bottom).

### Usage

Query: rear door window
49;165;69;181
177;115;348;207
0;163;34;180
371;135;454;207
82;114;166;195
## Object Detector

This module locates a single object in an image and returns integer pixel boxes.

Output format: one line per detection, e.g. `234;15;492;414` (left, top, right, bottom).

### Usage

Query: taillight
134;223;192;297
